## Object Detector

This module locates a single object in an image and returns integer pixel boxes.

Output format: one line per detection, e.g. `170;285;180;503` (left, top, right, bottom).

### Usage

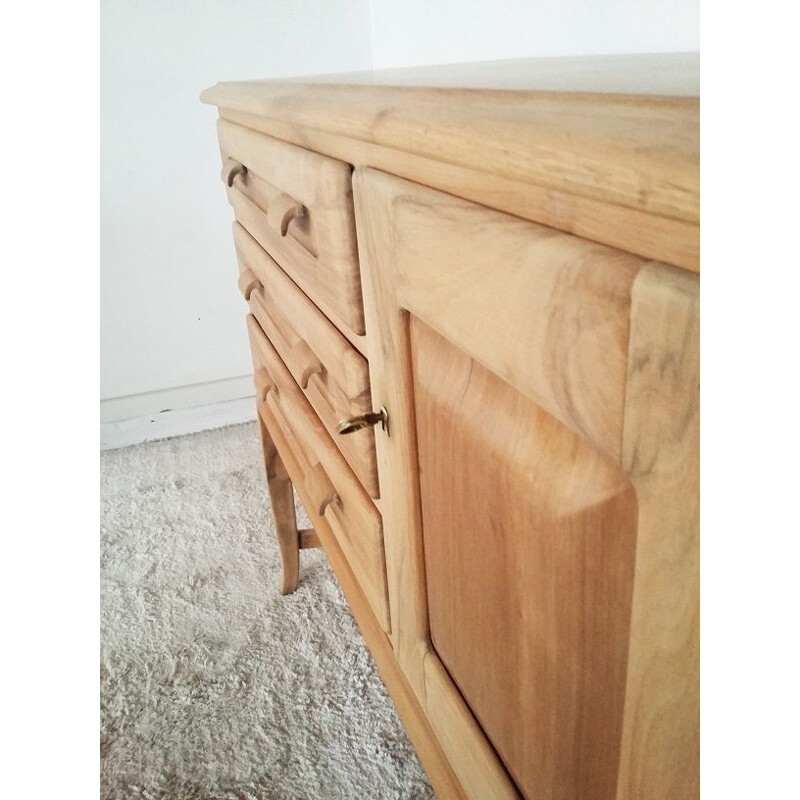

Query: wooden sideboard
201;53;699;800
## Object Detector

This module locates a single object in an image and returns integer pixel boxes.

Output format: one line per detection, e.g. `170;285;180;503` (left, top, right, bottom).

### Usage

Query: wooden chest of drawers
202;53;700;800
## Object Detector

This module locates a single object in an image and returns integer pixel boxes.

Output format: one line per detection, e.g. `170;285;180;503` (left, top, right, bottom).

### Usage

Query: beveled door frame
353;167;699;800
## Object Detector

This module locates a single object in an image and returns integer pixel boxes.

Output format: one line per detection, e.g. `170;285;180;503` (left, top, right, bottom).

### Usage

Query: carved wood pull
263;386;312;475
237;268;261;301
286;340;325;388
299;361;325;389
221;157;247;187
306;462;339;516
322;498;348;544
253;368;275;402
267;193;305;236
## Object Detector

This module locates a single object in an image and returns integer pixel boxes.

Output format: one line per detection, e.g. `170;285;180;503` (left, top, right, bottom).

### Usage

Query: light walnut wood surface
233;167;317;256
412;317;637;800
616;263;700;799
202;56;698;270
257;403;468;800
218;119;366;340
354;167;700;798
219;107;698;272
353;171;433;697
204;58;700;799
423;653;521;800
359;169;642;463
205;85;697;224
234;223;380;498
247;315;391;633
283;53;699;95
354;168;642;797
255;414;300;595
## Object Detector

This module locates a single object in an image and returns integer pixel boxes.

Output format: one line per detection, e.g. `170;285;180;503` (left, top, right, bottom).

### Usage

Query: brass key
336;406;389;436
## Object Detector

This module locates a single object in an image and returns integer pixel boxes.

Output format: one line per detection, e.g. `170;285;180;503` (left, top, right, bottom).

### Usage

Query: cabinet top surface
202;53;698;97
201;53;699;273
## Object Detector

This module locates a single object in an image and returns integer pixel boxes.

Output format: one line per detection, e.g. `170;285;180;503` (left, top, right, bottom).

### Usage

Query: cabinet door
354;169;698;800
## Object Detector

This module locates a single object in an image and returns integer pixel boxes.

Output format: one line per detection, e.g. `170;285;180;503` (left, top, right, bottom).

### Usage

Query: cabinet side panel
617;263;700;799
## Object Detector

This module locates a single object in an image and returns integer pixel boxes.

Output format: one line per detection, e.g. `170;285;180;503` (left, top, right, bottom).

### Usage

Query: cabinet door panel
411;316;636;799
353;168;648;799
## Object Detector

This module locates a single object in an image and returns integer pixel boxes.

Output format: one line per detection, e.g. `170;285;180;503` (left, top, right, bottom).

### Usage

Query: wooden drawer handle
222;157;247;187
238;268;261;300
286;340;325;388
322;499;348;549
267;193;305;236
306;462;339;516
263;385;314;475
254;368;275;401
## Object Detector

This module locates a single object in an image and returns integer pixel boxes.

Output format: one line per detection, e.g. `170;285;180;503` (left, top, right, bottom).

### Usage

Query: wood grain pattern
203;61;701;798
203;84;698;223
237;266;260;301
247;315;391;633
423;653;521;800
255;413;299;595
280;53;698;95
412;317;637;800
361;169;642;463
353;171;431;696
257;402;468;800
228;162;317;255
298;528;320;550
234;223;380;497
201;65;699;270
218;107;698;272
267;192;305;237
354;167;639;796
218;119;366;339
616;263;700;799
221;156;246;187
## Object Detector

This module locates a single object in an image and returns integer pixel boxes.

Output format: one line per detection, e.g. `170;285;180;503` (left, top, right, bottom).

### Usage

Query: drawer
234;223;379;499
218;119;364;338
246;314;390;633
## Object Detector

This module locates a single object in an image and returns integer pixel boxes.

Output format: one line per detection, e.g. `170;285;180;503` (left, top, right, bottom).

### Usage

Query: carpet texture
100;422;434;800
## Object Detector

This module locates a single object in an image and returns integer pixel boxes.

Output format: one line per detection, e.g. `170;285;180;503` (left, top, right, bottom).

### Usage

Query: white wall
100;0;371;424
367;0;699;69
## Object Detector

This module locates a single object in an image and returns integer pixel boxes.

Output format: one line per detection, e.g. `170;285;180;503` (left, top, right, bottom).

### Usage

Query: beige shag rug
100;422;433;800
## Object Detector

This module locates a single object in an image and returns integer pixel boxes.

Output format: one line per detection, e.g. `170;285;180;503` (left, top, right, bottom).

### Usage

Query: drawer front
246;314;390;632
218;119;365;338
234;223;379;499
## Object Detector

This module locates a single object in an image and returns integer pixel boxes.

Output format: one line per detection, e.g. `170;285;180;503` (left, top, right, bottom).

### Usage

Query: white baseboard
100;375;255;424
100;395;257;451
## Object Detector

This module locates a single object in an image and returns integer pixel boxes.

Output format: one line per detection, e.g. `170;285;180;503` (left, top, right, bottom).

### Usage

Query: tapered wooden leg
257;415;300;594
